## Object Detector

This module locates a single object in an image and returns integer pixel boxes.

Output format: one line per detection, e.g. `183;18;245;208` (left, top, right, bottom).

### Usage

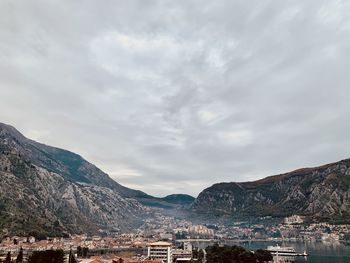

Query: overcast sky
1;0;350;197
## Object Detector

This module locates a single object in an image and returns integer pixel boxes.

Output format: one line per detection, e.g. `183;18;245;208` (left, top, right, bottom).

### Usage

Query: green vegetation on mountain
162;194;195;205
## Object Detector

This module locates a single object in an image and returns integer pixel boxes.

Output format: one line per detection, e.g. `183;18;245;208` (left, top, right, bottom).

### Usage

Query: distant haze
1;1;350;196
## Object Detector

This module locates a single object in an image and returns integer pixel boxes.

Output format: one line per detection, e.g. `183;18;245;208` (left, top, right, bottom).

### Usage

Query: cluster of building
147;241;192;263
283;215;304;225
297;223;349;241
2;212;350;262
77;253;168;263
0;237;193;263
187;225;214;238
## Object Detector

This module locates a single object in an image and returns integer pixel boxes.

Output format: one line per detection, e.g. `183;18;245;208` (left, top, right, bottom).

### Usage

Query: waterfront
190;240;350;262
240;241;350;263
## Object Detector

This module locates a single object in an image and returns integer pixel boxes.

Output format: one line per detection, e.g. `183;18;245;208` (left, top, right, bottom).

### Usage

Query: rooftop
148;241;172;247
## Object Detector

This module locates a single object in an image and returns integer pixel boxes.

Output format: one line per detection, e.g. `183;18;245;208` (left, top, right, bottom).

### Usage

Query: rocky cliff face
0;123;144;237
191;160;350;222
0;123;149;199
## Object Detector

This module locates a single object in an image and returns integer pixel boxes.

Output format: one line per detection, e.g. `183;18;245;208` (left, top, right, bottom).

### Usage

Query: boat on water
267;245;308;257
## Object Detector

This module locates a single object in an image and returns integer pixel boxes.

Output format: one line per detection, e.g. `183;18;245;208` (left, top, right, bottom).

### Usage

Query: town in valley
1;213;349;263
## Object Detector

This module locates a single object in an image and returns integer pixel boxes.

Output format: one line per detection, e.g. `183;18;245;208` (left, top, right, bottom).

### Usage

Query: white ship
267;245;308;257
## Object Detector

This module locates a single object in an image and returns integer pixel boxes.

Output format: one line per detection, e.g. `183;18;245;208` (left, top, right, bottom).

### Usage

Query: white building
284;215;303;224
188;225;214;237
148;241;172;263
172;249;192;262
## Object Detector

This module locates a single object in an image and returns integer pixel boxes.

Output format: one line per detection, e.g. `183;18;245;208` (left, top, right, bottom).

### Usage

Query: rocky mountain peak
0;122;147;237
191;159;350;223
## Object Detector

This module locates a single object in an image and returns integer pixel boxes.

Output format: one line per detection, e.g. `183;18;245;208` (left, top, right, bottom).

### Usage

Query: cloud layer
1;0;350;196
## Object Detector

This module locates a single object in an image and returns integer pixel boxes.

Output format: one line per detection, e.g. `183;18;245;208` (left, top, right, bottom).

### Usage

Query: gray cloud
1;0;350;196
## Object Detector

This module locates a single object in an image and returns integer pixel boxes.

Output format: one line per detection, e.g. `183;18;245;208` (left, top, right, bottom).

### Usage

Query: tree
82;247;89;258
68;250;78;263
255;249;273;263
76;246;82;257
28;250;64;263
4;252;11;263
344;233;350;243
206;244;256;263
191;249;204;262
16;247;23;263
204;244;272;263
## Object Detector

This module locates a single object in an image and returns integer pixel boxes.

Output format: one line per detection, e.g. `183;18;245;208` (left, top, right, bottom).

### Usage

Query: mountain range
1;122;350;237
191;159;350;223
0;123;192;237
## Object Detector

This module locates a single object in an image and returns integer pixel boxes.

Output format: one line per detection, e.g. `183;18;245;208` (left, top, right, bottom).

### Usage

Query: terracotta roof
89;257;106;263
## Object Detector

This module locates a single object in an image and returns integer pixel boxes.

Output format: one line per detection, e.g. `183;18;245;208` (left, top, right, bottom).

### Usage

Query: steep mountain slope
192;159;350;222
0;123;190;209
0;123;150;199
162;194;195;205
136;194;195;210
0;123;144;237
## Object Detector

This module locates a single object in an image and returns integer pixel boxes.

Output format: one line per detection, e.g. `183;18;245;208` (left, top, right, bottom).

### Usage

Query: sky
1;0;350;197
